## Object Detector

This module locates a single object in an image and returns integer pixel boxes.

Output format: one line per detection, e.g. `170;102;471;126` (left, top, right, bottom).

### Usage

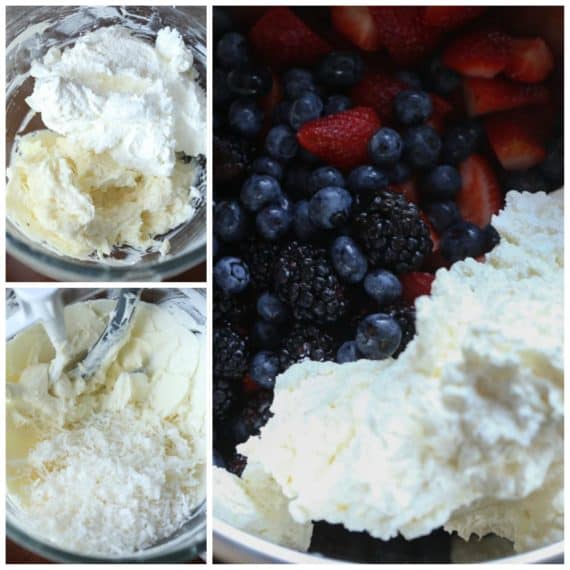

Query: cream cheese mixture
6;299;206;555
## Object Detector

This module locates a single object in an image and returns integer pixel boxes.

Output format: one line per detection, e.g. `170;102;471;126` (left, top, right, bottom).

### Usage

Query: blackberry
275;242;349;323
352;190;432;273
214;287;253;324
240;238;281;291
385;303;416;357
214;324;249;379
213;377;240;422
233;390;274;443
214;134;254;186
226;453;247;477
279;323;336;370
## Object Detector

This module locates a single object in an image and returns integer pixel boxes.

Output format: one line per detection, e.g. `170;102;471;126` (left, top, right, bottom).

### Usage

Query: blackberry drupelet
213;377;240;422
214;133;254;186
214;287;253;324
235;390;274;441
226;453;248;477
352;190;432;273
279;323;336;370
240;238;281;292
385;303;416;357
274;242;349;323
214;324;249;380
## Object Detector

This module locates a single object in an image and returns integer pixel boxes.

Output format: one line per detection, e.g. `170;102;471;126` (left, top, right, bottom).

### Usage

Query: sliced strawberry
369;7;442;65
390;179;419;204
249;7;331;68
463;77;550;116
492;105;555;143
457;155;503;227
349;71;407;123
400;272;435;304
423;6;487;29
505;37;554;83
443;30;511;78
427;94;454;133
331;6;382;52
484;113;547;170
297;107;381;171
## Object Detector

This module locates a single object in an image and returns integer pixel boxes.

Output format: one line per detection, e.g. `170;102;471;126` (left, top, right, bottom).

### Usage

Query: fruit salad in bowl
212;6;563;563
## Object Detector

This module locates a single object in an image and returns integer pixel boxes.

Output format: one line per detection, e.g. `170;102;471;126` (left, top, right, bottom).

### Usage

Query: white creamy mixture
7;25;205;260
222;190;563;554
6;299;206;555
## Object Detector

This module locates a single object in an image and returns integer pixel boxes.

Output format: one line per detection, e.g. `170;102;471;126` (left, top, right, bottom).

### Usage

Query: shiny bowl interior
6;6;207;281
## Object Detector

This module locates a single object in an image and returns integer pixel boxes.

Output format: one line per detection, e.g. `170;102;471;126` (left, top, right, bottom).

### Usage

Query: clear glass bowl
6;288;207;562
6;7;207;282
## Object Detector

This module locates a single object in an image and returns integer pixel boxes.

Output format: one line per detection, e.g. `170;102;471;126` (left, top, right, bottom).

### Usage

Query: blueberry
213;448;226;468
369;128;404;166
293;200;319;241
317;51;364;87
214;257;250;294
385;161;412;184
307;166;345;195
214;200;248;241
309;187;353;229
228;98;264;138
283;68;318;100
214;69;233;108
395;70;423;89
442;120;485;164
393;90;433;126
249;351;280;389
363;270;402;306
214;7;234;41
227;64;273;97
256;204;292;240
289;92;323;130
423;165;462;200
251;320;281;350
347;165;388;194
423;57;460;95
336;341;361;363
403;125;442;170
272;101;293;125
482;224;500;253
424;201;461;233
540;138;563;188
265;125;298;161
356;314;402;360
323;94;352;116
257;292;288;324
440;222;485;263
251;156;283;181
213;236;220;258
330;236;368;283
217;32;249;69
240;174;282;212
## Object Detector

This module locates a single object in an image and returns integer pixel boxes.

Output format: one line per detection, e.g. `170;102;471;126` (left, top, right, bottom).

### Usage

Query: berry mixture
213;6;563;505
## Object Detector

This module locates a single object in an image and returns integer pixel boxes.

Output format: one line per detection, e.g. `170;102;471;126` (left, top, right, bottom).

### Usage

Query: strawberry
423;6;487;29
505;37;554;83
349;72;407;123
390;179;419;204
484;113;547;170
297;107;381;171
463;77;550;116
400;272;435;304
368;7;442;65
443;30;511;78
427;94;454;133
331;6;382;52
249;7;331;68
457;155;503;227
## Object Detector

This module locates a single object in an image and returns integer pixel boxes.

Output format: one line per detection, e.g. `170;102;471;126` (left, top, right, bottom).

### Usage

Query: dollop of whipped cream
240;190;563;553
26;25;205;177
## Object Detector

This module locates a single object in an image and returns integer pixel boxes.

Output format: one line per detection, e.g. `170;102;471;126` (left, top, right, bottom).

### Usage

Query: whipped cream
240;190;563;553
26;25;205;177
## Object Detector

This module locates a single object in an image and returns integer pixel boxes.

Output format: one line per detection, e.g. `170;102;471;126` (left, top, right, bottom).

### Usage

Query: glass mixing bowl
6;6;207;281
6;287;207;562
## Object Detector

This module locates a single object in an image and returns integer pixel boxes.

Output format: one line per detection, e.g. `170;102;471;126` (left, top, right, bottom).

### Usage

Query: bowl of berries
213;5;563;564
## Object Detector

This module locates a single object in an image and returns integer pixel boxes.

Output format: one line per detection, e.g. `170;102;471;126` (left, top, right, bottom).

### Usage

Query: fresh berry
256;204;292;240
336;341;361;363
307;166;345;195
393;90;433;126
214;325;249;379
457;155;503;227
265;125;299;161
363;269;402;306
347;165;389;194
426;93;454;133
249;351;280;389
395;70;423;90
443;30;510;79
323;94;352;116
356;313;402;360
228;98;264;138
540;137;563;187
249;7;331;68
390;179;420;204
213;449;226;469
217;32;250;69
422;57;461;95
384;303;416;357
330;6;382;52
317;51;364;87
234;390;273;442
256;292;288;324
385;162;412;184
251;319;281;350
368;128;404;167
214;201;248;242
240;239;280;291
289;92;324;130
292;200;319;241
297;107;382;171
214;287;252;324
227;64;273;97
241;174;282;212
214;134;253;186
423;6;486;29
482;224;501;253
441;120;485;164
226;453;247;477
505;37;554;83
349;72;407;122
399;272;435;304
214;257;250;294
297;147;322;166
213;377;240;422
274;242;349;323
422;164;462;200
282;68;319;100
330;236;368;284
402;125;442;169
463;77;550;116
279;323;336;370
424;201;462;234
440;221;486;263
309;187;353;229
251;156;284;181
